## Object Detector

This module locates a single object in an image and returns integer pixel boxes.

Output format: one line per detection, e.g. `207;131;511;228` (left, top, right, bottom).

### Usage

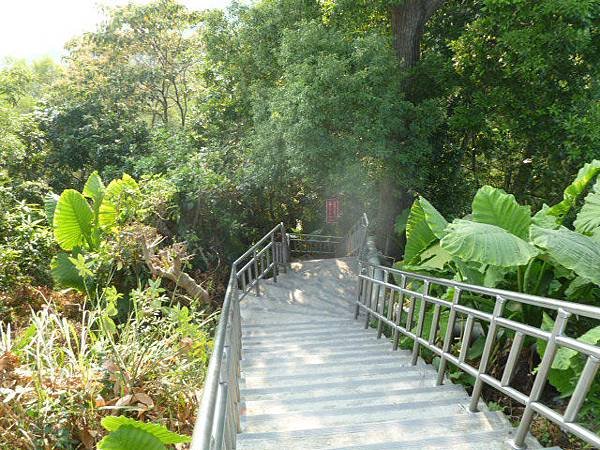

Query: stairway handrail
190;222;288;450
357;242;600;449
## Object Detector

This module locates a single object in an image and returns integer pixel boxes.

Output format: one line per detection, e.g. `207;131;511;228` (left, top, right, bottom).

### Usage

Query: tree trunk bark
375;0;446;257
390;0;445;68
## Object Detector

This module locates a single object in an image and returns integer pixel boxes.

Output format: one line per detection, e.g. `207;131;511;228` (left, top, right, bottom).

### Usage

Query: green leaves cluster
400;160;600;292
397;159;600;410
46;172;141;291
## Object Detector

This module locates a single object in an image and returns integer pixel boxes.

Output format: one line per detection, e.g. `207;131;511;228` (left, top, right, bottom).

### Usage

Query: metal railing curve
190;223;288;450
354;214;600;450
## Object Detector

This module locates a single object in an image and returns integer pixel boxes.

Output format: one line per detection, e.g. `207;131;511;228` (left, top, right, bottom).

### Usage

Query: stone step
242;383;468;415
242;354;416;378
242;333;381;352
241;340;394;361
242;397;473;433
241;349;414;371
332;430;516;449
241;372;437;401
242;339;389;356
242;362;434;389
242;321;362;338
236;412;510;449
243;327;375;344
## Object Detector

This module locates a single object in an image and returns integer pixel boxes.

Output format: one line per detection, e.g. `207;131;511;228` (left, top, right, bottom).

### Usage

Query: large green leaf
82;171;105;203
404;197;448;263
98;174;140;230
101;416;191;445
417;242;452;271
97;426;165;450
441;220;539;267
394;208;410;235
574;178;600;234
532;204;559;229
530;225;600;286
53;189;93;251
50;253;85;290
404;198;437;263
43;192;59;226
471;185;531;239
419;197;448;239
546;160;600;222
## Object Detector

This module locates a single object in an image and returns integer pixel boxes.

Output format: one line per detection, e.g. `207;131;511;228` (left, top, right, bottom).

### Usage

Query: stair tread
237;412;510;449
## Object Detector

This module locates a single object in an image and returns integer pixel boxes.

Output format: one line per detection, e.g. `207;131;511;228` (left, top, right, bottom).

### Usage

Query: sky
0;0;233;61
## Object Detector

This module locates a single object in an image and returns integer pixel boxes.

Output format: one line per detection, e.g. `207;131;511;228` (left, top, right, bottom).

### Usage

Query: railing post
279;222;288;273
253;249;260;296
436;288;461;385
511;309;571;449
469;296;506;413
411;281;430;366
270;232;278;283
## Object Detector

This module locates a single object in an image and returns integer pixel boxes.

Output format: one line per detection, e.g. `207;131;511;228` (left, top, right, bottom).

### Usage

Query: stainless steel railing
288;232;343;257
190;223;288;450
355;261;600;449
345;212;369;257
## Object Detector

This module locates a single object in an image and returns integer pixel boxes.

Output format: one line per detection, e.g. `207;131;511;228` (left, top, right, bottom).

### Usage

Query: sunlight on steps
236;258;548;450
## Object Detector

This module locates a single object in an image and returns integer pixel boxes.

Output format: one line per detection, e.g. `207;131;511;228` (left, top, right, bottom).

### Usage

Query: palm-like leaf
441;220;538;267
404;198;437;263
43;192;59;226
471;186;531;239
98;174;140;230
53;189;93;251
420;197;448;239
530;225;600;286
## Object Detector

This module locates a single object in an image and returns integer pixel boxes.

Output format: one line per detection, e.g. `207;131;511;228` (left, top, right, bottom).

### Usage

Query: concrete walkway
237;258;547;449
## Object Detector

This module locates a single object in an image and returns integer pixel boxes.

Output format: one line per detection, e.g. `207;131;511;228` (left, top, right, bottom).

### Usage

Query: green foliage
471;186;531;239
48;172;141;291
538;313;600;416
574;178;600;234
441;220;538;267
397;161;600;420
0;177;54;291
101;416;191;445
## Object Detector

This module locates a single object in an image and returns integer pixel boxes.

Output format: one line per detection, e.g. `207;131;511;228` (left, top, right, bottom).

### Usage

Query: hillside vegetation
1;0;599;448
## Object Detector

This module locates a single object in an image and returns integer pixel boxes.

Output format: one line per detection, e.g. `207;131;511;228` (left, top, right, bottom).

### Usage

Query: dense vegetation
1;0;599;448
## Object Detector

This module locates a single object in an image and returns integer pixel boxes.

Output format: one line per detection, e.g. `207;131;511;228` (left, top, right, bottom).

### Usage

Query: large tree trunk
375;0;446;257
390;0;446;69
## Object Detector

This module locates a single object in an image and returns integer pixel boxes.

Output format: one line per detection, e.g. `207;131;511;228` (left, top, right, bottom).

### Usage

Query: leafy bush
0;281;212;449
0;176;54;291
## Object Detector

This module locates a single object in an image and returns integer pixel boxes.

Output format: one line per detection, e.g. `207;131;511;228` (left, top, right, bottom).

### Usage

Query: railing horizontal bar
288;233;343;239
290;250;336;255
363;262;600;320
236;261;253;276
530;401;600;448
234;224;281;265
256;242;273;257
495;317;551;340
556;335;600;359
454;304;492;321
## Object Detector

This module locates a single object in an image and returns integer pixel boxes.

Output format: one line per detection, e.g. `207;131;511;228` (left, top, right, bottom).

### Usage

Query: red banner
326;197;341;224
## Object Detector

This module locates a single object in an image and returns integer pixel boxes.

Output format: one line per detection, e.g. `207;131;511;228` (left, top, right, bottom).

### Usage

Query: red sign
326;197;341;224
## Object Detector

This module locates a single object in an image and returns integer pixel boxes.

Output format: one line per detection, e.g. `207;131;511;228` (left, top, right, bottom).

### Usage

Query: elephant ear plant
97;416;190;450
44;172;141;292
395;159;600;422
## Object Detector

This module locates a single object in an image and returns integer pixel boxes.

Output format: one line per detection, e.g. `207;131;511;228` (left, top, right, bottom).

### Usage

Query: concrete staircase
237;258;547;449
